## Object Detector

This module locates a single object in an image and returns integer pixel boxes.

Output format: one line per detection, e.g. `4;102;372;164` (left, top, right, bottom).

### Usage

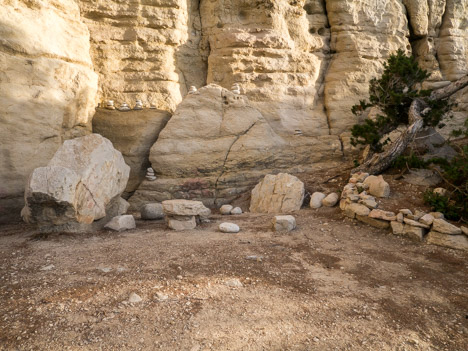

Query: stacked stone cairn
340;172;468;252
162;199;211;231
146;167;157;181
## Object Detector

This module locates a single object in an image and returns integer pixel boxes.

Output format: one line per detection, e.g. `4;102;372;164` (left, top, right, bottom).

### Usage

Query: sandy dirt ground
1;205;467;351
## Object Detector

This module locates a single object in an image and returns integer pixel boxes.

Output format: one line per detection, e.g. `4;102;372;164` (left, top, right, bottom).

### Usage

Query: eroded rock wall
77;0;207;112
0;0;98;222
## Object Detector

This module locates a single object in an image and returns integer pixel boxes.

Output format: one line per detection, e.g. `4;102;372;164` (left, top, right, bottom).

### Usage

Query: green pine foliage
350;50;451;152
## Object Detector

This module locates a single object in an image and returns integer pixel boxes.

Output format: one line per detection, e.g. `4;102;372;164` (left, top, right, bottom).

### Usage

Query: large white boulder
22;134;130;232
250;173;305;214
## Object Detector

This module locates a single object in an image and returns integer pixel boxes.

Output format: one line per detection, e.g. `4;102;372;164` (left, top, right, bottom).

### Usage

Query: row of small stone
339;172;468;251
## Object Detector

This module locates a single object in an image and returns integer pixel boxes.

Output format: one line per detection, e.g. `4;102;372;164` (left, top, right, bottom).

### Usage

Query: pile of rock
162;200;211;230
220;205;243;215
310;192;339;208
340;172;468;252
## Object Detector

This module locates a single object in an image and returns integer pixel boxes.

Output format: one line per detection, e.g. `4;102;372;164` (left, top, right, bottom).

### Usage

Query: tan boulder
22;134;130;232
427;231;468;252
250;174;305;214
432;219;462;235
363;176;390;198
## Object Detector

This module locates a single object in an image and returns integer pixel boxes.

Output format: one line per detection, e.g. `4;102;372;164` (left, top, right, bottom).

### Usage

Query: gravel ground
1;206;467;351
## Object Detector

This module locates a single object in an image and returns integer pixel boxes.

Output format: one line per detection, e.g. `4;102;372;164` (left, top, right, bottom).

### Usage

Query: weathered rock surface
220;205;234;215
22;134;130;232
219;223;240;234
230;207;243;215
310;192;327;209
0;0;98;222
432;218;462;235
363;176;390;198
250;174;305;214
322;193;340;207
105;215;136;232
140;203;164;220
167;216;197;231
162;200;211;218
130;85;341;208
427;231;468;252
356;215;390;229
344;203;371;219
272;215;297;232
92;109;171;194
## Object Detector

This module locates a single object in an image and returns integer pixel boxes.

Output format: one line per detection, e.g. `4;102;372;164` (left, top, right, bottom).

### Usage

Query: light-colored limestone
272;215;297;232
344;203;371;219
250;174;305;214
167;216;197;231
105;215;136;232
356;215;390;229
363;175;390;198
404;218;430;229
369;210;396;222
92;109;170;194
220;205;234;215
427;231;468;252
162;200;211;217
432;218;462;235
219;223;240;233
22;134;130;232
322;193;340;207
0;0;98;221
419;214;435;226
231;207;243;215
310;192;327;209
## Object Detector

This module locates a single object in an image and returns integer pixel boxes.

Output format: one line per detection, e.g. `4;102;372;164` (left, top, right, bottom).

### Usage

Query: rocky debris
219;223;240;233
154;292;169;301
310;192;326;209
391;221;405;235
429;212;445;219
40;264;55;271
128;293;142;304
162;200;210;217
272;215;296;232
419;214;435;226
344;203;370;219
403;218;430;229
322;193;340;207
369;210;396;221
396;213;404;223
462;226;468;236
140;203;164;220
432;218;462;235
230;207;243;215
356;215;390;229
225;278;243;288
399;209;413;216
118;198;130;215
359;198;378;209
22;134;130;233
220;205;233;215
250;173;305;214
363;175;390;198
433;187;448;196
105;215;136;232
167;216;197;231
350;172;369;183
427;231;468;252
403;169;442;187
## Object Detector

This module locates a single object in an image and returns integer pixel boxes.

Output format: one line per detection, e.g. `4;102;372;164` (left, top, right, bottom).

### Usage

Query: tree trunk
352;74;468;175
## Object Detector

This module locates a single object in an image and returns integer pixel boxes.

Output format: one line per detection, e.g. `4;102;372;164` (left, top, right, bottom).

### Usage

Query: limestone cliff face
0;0;98;222
1;0;467;220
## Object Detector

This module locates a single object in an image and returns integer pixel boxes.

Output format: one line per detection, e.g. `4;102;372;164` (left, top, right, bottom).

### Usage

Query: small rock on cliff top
22;134;130;233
